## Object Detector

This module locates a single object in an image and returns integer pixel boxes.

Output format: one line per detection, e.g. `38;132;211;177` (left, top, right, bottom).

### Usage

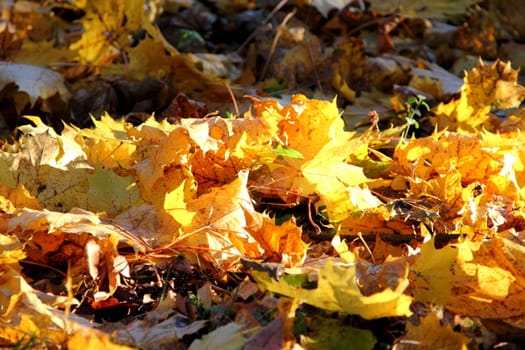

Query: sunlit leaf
252;259;412;319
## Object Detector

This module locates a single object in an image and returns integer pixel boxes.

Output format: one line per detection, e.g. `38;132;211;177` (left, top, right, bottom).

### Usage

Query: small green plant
176;29;205;51
398;94;430;141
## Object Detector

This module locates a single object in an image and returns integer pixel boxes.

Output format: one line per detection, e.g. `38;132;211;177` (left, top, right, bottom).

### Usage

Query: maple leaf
163;170;307;267
249;215;307;267
183;117;275;195
433;59;525;132
73;114;138;170
250;95;372;222
0;63;71;107
395;312;470;349
13;40;76;67
134;126;194;208
409;237;459;305
252;258;412;319
70;0;145;65
0;118;91;211
127;36;173;80
444;234;525;321
87;167;143;216
0;184;42;214
0;234;25;269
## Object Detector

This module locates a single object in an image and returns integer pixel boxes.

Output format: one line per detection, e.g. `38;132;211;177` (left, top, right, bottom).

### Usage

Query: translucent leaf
252;259;412;319
0;62;70;106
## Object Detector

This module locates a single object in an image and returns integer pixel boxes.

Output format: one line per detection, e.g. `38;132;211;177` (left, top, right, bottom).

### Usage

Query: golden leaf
433;59;525;132
253;258;412;319
394;312;470;350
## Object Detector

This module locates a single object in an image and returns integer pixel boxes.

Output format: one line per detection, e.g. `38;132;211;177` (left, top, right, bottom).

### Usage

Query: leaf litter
2;0;525;349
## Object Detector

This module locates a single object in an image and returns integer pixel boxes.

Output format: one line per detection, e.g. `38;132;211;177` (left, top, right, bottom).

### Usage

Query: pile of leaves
3;0;525;349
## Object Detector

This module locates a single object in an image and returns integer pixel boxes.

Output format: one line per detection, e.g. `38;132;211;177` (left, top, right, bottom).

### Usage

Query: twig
235;0;289;54
260;9;297;82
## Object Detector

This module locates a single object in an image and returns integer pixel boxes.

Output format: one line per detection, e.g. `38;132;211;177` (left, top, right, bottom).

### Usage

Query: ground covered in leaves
3;0;525;349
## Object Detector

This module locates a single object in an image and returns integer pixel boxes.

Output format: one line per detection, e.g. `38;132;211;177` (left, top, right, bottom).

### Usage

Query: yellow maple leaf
67;331;134;350
71;0;145;65
394;312;470;350
252;258;412;319
0;234;25;269
433;59;525;132
394;131;502;186
0;118;91;212
444;233;525;321
249;215;307;267
0;184;42;214
127;36;173;80
164;171;262;266
73;114;137;170
251;95;371;222
409;237;460;305
134;127;194;207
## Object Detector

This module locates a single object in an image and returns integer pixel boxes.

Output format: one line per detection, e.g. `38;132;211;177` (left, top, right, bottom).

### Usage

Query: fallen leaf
252;258;412;319
189;322;246;350
393;312;470;350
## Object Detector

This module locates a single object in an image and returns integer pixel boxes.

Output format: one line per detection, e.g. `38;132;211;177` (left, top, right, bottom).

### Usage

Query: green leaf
273;144;304;159
302;317;376;350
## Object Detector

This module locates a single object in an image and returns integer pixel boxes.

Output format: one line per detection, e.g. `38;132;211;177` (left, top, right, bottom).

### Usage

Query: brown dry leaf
433;60;525;132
